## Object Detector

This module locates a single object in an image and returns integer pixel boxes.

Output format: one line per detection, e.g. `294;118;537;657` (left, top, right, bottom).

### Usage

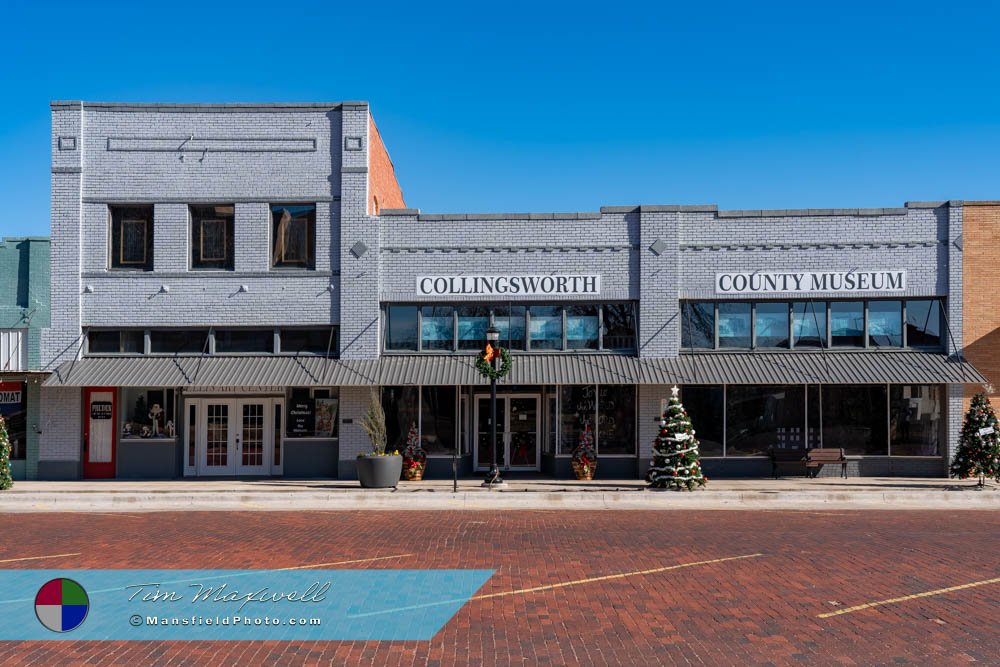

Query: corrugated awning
43;351;987;388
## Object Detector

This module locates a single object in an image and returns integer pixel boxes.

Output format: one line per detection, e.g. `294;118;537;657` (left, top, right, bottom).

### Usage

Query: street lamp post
483;325;504;486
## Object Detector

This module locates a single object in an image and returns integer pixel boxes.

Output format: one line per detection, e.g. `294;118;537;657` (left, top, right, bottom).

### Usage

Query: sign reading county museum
715;270;906;295
417;275;601;297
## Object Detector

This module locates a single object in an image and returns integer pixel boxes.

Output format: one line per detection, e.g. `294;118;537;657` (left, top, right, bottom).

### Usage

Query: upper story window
681;299;944;351
110;205;154;271
87;329;144;355
383;302;637;353
84;327;339;357
0;330;26;372
191;205;235;270
271;204;316;269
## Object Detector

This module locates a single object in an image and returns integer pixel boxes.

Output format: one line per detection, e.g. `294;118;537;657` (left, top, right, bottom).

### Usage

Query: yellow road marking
64;511;146;519
471;553;764;600
818;576;1000;618
277;554;414;570
0;552;82;564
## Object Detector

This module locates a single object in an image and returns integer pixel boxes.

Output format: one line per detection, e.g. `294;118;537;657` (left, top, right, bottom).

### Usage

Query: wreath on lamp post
475;343;512;380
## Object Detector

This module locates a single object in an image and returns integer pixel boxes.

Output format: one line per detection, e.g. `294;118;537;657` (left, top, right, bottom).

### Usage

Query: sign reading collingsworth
715;270;906;295
417;275;601;297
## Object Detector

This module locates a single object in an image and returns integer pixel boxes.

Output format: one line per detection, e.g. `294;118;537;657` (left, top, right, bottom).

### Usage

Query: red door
83;387;116;479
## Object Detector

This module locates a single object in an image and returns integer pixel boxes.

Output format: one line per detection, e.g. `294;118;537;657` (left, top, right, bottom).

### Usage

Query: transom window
109;205;154;270
383;302;637;353
682;299;943;350
85;327;339;356
190;205;235;270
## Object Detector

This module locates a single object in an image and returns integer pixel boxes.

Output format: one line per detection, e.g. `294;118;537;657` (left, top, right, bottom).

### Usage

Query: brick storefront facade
37;100;990;481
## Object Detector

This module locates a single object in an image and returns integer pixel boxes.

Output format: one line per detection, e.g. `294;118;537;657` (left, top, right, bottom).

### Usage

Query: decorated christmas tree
0;415;13;491
402;421;427;481
950;392;1000;487
571;423;597;480
648;386;707;491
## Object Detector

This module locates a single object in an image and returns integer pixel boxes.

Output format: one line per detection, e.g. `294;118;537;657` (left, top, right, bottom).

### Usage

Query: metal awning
43;356;380;388
43;351;987;388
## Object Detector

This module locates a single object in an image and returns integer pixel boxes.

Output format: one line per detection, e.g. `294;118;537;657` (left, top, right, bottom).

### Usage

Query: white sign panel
416;275;601;297
978;426;995;436
715;270;906;295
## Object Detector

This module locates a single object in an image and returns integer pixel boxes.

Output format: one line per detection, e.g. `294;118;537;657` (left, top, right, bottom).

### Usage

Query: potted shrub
571;423;597;480
356;389;402;488
402;422;428;481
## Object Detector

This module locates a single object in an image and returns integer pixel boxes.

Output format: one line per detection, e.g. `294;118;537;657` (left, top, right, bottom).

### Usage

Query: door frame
473;393;541;472
187;397;279;477
83;387;117;479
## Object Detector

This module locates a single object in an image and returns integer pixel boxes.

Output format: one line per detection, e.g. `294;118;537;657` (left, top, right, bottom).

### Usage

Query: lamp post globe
483;325;504;486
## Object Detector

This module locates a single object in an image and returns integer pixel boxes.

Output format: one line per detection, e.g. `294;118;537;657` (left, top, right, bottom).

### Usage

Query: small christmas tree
401;422;427;481
0;415;13;491
951;392;1000;487
571;423;597;480
648;386;707;491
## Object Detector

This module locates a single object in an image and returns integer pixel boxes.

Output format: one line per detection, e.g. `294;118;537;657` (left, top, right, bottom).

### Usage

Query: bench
770;448;808;478
769;447;848;479
806;447;848;479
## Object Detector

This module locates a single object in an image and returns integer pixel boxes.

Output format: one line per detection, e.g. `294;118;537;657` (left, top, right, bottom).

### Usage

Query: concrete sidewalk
1;477;998;512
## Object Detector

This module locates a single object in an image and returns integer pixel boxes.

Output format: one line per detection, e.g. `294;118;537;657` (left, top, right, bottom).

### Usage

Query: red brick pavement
1;510;998;666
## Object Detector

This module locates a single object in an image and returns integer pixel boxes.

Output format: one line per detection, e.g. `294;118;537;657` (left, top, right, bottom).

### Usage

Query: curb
1;489;999;512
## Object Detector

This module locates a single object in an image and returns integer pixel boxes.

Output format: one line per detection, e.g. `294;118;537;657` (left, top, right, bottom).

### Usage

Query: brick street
2;510;998;666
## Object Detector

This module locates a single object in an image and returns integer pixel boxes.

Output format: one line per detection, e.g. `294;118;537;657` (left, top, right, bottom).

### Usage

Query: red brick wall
368;115;405;215
963;202;1000;407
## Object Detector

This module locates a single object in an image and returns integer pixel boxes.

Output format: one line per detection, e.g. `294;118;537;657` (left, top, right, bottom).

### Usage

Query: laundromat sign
0;382;22;405
417;275;601;297
715;270;907;295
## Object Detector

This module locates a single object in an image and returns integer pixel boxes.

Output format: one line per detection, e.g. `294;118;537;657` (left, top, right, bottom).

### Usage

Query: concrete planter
357;455;402;488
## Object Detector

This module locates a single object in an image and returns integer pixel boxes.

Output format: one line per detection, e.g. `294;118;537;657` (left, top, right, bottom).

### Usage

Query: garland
475;346;512;380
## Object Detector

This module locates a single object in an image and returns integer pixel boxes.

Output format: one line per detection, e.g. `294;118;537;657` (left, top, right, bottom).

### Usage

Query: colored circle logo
35;578;89;633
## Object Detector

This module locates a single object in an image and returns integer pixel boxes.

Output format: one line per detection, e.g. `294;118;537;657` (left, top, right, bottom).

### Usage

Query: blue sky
2;1;999;237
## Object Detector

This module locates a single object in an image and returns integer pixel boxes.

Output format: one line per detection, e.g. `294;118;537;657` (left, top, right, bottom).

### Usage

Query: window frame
109;205;154;271
190;204;235;271
381;302;638;353
269;203;317;270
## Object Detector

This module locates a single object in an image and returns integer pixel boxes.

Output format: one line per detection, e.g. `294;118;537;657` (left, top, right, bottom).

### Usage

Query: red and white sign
0;382;23;405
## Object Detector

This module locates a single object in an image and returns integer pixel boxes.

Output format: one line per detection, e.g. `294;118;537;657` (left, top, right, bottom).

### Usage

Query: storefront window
726;385;805;455
382;386;418;452
602;304;637;350
821;385;887;455
906;300;942;348
0;381;26;459
597;385;635;455
149;330;209;355
830;302;864;347
215;329;274;354
285;388;339;438
718;303;751;348
755;303;790;348
890;385;942;456
681;302;714;349
566;305;599;350
529;306;562;350
559;385;595;454
421;306;454;351
792;302;826;348
457;306;490;351
868;301;902;347
806;385;821;448
280;328;337;355
494;305;526;351
421;387;456;455
119;388;176;439
680;386;723;456
385;305;418;351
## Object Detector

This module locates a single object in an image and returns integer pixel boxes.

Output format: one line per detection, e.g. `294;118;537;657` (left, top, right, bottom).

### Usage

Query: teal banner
0;569;494;640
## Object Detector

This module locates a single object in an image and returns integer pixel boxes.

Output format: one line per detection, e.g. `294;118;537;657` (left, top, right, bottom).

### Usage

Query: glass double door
192;398;279;476
474;394;540;471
